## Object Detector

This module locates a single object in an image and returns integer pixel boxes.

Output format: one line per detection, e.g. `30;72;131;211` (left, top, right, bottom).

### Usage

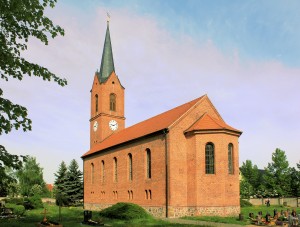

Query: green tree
4;166;20;197
65;159;83;206
263;148;291;197
240;178;254;199
17;156;46;196
289;162;300;197
0;0;66;187
54;161;68;206
240;160;262;197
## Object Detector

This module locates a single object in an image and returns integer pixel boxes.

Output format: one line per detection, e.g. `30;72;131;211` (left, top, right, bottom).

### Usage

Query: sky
2;0;300;184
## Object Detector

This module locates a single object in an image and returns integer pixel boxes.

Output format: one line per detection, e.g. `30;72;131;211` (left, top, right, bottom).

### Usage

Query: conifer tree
54;161;68;206
65;159;83;205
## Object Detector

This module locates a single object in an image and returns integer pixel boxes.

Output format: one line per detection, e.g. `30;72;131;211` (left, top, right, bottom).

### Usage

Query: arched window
146;149;151;179
149;190;152;200
95;94;98;112
128;153;133;181
205;143;215;174
110;93;116;111
145;190;148;200
101;160;105;182
113;157;118;182
228;143;234;174
91;163;95;184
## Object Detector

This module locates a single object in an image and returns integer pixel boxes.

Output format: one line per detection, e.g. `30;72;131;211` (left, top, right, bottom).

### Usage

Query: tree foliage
17;156;46;196
263;148;291;197
54;161;68;206
240;149;299;198
289;162;300;197
65;159;83;205
54;160;83;206
0;146;26;196
240;160;263;198
0;0;66;186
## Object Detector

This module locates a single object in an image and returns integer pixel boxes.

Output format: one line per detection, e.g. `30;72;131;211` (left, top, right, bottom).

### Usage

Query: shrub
24;195;43;209
5;203;26;216
3;197;24;205
240;199;253;207
99;202;152;220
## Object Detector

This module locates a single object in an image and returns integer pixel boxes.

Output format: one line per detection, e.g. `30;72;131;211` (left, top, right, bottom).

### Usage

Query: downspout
163;129;169;218
82;158;85;209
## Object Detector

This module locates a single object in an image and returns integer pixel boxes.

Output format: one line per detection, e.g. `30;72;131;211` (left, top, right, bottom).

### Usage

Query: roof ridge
168;95;205;129
126;96;205;130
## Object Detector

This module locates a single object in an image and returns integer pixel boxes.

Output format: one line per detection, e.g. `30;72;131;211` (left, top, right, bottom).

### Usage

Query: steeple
98;20;115;83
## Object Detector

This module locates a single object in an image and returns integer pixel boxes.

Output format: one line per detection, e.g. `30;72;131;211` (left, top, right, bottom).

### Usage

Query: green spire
98;21;115;82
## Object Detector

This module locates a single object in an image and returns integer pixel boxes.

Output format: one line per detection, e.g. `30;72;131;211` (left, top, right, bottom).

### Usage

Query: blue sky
2;0;300;183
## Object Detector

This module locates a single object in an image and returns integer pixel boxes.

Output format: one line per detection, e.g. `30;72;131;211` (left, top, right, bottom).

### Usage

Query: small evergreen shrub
24;195;43;209
240;199;253;207
99;202;152;220
5;203;26;216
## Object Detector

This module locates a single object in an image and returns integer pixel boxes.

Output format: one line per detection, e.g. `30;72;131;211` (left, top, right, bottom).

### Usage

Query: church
81;21;242;218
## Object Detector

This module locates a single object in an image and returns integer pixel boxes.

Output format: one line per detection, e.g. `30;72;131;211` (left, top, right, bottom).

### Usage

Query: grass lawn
183;205;300;226
0;203;202;227
1;203;299;226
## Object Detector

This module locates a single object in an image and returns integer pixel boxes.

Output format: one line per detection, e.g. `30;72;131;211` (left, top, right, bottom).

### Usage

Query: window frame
146;149;151;179
109;93;116;111
205;143;215;174
228;143;234;174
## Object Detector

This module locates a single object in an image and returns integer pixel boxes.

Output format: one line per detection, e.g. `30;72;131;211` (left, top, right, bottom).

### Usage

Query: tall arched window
95;94;98;112
228;143;234;174
128;153;133;181
91;163;95;184
110;93;116;111
101;160;105;182
146;149;151;179
205;143;215;174
113;157;118;182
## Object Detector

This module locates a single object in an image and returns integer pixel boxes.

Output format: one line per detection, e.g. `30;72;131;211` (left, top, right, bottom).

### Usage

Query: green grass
0;203;204;227
3;202;299;226
183;204;300;226
182;215;249;225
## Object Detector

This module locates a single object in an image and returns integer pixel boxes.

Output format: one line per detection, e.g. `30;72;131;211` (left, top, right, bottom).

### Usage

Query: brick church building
82;21;242;218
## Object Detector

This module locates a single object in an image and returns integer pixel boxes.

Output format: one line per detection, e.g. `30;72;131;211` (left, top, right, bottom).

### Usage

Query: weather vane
106;12;110;23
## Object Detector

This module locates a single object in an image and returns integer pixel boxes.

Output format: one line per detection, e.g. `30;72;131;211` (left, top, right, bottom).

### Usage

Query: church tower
89;20;125;148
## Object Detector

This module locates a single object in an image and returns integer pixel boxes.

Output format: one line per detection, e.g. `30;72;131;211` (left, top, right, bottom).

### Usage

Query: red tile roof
82;95;205;158
46;184;53;191
185;113;242;134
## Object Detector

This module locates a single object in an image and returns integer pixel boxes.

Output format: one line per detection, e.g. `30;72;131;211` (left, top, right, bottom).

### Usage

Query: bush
5;203;26;216
99;203;152;220
3;197;24;205
24;195;43;209
240;199;253;207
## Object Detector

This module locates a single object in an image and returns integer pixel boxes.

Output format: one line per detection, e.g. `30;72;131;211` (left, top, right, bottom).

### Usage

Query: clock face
93;121;98;132
109;120;118;131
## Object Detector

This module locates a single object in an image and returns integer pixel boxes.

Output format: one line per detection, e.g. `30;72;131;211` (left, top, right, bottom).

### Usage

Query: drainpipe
163;129;169;218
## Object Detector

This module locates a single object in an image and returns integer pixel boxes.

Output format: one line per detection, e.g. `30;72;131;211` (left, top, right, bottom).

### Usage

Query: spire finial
106;12;110;24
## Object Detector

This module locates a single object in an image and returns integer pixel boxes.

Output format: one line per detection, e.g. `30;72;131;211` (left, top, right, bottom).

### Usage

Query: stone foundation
84;203;240;218
168;205;240;218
